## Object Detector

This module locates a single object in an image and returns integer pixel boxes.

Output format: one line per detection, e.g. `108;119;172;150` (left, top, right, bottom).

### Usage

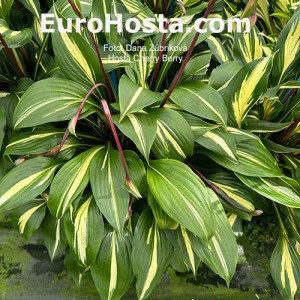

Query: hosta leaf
118;75;163;120
55;0;93;18
124;150;148;197
181;53;211;82
272;8;300;84
233;27;264;64
52;7;103;88
148;191;178;230
152;108;194;161
170;81;227;126
0;106;5;150
271;235;300;300
236;174;300;208
13;78;95;129
166;226;199;275
4;126;64;156
169;250;190;273
190;190;238;285
205;129;282;177
0;0;13;21
90;144;129;233
194;127;237;162
246;118;291;133
132;209;173;300
0;19;32;49
91;227;134;300
224;57;273;128
42;213;67;261
147;159;215;241
113;111;157;162
10;200;46;240
0;157;60;213
73;196;104;266
206;36;230;64
48;146;104;219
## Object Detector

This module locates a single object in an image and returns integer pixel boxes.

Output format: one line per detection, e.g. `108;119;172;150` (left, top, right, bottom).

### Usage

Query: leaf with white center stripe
170;81;227;126
147;159;215;241
119;75;163;121
204;132;282;177
10;199;46;240
48;146;104;219
206;36;230;64
166;226;199;275
271;235;300;300
223;57;273;128
190;189;238;285
0;157;61;213
272;8;300;84
91;227;134;300
113;111;157;163
152;108;194;161
236;174;300;208
52;7;103;88
73;196;104;266
194;127;237;162
90;144;129;233
42;213;67;261
13;78;96;129
132;208;173;300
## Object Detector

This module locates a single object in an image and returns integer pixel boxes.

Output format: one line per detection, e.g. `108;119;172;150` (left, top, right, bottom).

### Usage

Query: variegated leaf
147;159;215;241
118;76;163;120
91;227;134;300
170;81;228;126
113;111;157;162
132;209;173;300
152;108;194;161
166;226;200;275
90;144;129;233
206;36;230;64
13;78;96;129
236;174;300;208
48;146;104;219
0;157;61;212
271;235;300;299
224;57;273;128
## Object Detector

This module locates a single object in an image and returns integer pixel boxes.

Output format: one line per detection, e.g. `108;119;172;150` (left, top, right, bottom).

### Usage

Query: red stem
160;0;215;108
0;34;25;78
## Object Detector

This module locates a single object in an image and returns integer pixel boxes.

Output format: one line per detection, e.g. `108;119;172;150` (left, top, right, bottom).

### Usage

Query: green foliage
0;0;300;299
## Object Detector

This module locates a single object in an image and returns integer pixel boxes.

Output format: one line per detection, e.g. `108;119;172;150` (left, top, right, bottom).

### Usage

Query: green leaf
48;146;104;219
0;19;32;49
271;235;300;299
0;106;5;150
118;75;163;120
132;209;173;300
113;111;157;162
236;174;300;208
0;0;13;21
147;159;215;241
91;227;134;300
148;191;178;230
0;157;60;213
246;118;291;133
169;250;190;273
152;108;194;161
13;78;95;129
73;196;104;266
194;127;237;162
166;226;199;275
181;53;211;82
190;189;238;285
10;199;46;240
170;81;227;126
42;213;67;261
52;7;103;88
90;144;129;233
205;128;282;177
224;57;273;128
272;8;300;83
206;36;230;64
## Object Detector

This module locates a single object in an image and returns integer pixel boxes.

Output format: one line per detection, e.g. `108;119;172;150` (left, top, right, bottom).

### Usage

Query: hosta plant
1;0;300;299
